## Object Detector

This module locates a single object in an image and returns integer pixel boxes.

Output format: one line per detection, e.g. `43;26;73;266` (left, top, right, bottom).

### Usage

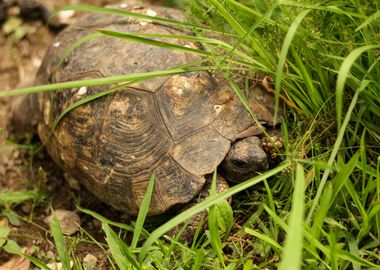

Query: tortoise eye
232;159;247;168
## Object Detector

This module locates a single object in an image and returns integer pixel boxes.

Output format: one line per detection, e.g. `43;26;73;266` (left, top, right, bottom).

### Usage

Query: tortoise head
220;136;268;181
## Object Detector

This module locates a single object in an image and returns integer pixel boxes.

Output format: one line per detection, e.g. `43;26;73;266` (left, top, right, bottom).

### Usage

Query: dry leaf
0;255;30;270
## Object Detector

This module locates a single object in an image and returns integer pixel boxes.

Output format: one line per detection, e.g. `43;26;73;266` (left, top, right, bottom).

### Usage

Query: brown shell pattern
34;4;278;215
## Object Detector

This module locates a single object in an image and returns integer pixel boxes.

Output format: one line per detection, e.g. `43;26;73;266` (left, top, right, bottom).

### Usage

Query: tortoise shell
33;4;278;215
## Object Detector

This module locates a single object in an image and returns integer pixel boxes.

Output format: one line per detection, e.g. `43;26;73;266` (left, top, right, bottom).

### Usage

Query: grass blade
55;5;217;34
102;223;142;270
50;214;71;270
335;45;380;130
0;190;44;205
131;174;155;249
355;10;380;31
307;80;369;223
278;162;305;270
23;255;50;270
206;0;247;37
78;207;135;232
207;170;224;267
274;8;311;120
279;1;366;18
330;152;360;204
310;182;333;242
244;228;283;250
98;29;211;57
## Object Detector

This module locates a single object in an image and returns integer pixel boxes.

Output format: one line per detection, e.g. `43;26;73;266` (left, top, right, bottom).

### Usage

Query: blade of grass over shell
50;214;72;270
97;29;259;69
98;29;211;57
0;66;210;96
306;80;369;223
111;32;228;47
278;162;305;270
55;5;235;35
51;82;132;131
57;31;259;78
274;8;311;121
109;32;258;64
139;160;291;261
29;81;138;155
102;223;142;270
131;174;155;249
56;33;103;69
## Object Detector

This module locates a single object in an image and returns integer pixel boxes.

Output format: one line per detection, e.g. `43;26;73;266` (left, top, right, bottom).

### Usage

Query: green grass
0;0;379;269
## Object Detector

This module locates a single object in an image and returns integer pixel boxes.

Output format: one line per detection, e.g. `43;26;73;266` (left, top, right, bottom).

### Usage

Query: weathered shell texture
34;4;278;215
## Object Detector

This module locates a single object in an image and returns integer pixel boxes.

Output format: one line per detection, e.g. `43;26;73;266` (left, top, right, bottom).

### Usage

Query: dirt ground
0;0;168;268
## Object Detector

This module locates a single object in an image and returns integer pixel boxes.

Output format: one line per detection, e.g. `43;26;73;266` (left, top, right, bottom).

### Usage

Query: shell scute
156;72;220;141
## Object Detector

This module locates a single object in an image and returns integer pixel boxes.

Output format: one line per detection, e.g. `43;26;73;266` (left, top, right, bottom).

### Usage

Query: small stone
83;254;97;269
139;9;156;26
0;255;30;270
46;261;74;270
53;42;60;48
77;86;87;95
44;209;80;236
146;9;157;17
119;3;128;8
139;20;148;26
46;250;55;259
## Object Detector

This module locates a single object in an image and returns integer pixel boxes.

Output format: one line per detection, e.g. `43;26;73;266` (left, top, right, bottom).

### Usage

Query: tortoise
12;3;282;222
